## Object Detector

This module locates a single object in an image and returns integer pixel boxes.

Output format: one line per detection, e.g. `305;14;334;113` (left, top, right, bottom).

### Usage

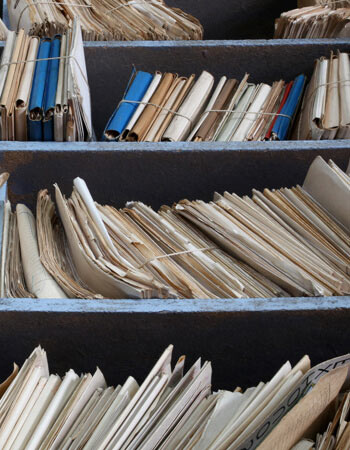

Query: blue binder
272;74;306;141
43;36;61;141
103;70;153;141
28;38;51;141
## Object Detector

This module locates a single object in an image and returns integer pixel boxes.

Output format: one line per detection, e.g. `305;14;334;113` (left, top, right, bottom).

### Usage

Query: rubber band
138;246;217;269
117;99;193;126
16;1;93;32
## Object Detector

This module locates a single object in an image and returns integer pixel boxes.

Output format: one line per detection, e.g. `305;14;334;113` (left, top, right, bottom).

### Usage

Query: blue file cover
28;38;51;141
43;36;61;141
103;70;153;141
272;74;306;141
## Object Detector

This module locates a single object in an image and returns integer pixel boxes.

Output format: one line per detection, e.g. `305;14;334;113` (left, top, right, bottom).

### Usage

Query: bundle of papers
0;19;92;141
7;0;203;41
274;5;350;38
0;345;349;450
103;69;306;142
294;51;350;140
1;155;349;300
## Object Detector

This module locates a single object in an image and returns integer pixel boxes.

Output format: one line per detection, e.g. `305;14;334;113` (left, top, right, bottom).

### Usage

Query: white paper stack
0;345;349;449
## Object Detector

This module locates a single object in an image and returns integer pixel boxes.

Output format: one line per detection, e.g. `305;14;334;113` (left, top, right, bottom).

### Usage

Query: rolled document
151;75;195;142
127;73;176;141
0;31;16;105
187;76;227;141
104;71;153;141
162;70;214;142
27;38;51;142
271;74;306;140
215;77;252;141
231;83;272;141
15;37;40;141
16;204;66;298
121;72;162;140
145;76;189;142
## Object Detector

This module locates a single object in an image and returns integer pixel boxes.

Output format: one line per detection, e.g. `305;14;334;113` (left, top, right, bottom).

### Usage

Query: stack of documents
294;51;350;140
0;19;92;141
103;69;306;142
175;156;350;298
1;155;349;300
7;0;203;41
0;345;349;450
275;5;350;38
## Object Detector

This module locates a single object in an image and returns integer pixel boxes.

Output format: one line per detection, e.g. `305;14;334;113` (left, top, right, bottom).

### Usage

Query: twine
109;0;161;13
199;108;293;122
116;102;293;138
16;1;94;32
0;54;89;87
296;76;350;138
117;99;194;126
137;246;216;269
302;77;350;112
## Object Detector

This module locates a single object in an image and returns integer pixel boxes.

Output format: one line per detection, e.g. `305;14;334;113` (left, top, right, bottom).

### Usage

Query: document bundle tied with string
294;51;350;140
1;155;349;300
103;68;306;142
0;18;92;142
7;0;203;40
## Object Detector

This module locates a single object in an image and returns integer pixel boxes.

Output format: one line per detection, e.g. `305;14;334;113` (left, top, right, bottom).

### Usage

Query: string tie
0;54;89;87
117;98;193;126
137;246;217;269
109;0;161;13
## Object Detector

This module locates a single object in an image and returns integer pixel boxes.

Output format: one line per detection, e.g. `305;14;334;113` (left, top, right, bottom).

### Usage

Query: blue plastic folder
272;74;306;141
43;36;61;141
28;38;51;141
104;70;153;141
